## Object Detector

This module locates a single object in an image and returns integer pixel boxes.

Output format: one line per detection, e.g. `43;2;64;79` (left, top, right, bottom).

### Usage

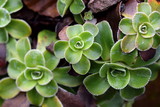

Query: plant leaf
3;0;23;13
6;19;31;39
0;8;11;28
16;37;31;61
53;66;83;87
36;80;58;97
73;14;84;24
70;0;85;14
0;28;8;43
95;21;114;61
27;88;44;106
24;50;45;67
84;73;110;96
8;58;25;79
0;0;7;7
72;55;90;75
149;11;160;30
137;3;152;15
42;96;63;107
152;34;160;48
129;67;151;88
0;78;20;99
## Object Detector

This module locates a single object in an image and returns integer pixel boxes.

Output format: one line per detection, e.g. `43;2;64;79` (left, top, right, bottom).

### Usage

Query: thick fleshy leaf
24;50;45;67
0;8;11;28
42;96;63;107
16;73;37;91
135;34;153;51
149;11;160;30
133;12;149;32
0;78;20;99
139;22;155;38
152;33;160;48
107;68;130;89
95;21;114;60
24;67;42;80
89;60;104;74
54;40;68;58
36;80;58;97
72;55;90;75
6;19;31;39
148;63;160;81
27;88;44;106
0;28;8;43
37;30;57;52
73;14;84;24
84;73;110;95
119;18;136;35
0;0;7;7
16;37;31;61
120;86;145;101
69;36;84;51
83;22;99;37
111;40;138;66
129;67;151;88
3;0;23;13
65;47;82;64
8;58;25;79
137;3;151;15
121;35;136;53
44;50;59;70
70;0;85;14
83;42;102;60
66;24;83;39
53;66;83;87
57;0;73;17
79;32;94;50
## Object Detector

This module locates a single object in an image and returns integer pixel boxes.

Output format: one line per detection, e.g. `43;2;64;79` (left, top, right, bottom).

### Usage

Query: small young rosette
119;3;160;53
54;23;102;75
0;0;31;43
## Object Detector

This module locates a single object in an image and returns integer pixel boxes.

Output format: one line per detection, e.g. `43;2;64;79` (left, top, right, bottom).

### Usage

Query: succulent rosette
119;3;160;53
0;0;31;43
54;22;102;75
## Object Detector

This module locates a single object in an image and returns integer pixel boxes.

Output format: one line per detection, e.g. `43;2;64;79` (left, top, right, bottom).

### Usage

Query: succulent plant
119;3;160;53
54;22;102;75
84;11;94;21
0;0;31;43
57;0;85;17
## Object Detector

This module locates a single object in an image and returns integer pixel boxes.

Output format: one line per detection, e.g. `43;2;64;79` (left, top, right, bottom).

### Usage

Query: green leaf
42;96;63;107
137;3;151;15
6;19;31;39
0;8;11;28
57;0;73;17
73;14;84;24
149;11;160;30
83;42;102;60
148;63;160;81
37;30;57;52
107;68;130;89
111;40;138;66
84;73;110;96
66;24;83;39
16;37;31;61
89;60;104;74
133;12;149;32
16;73;37;91
129;67;151;88
69;36;84;51
24;67;42;80
3;0;23;13
8;58;26;79
54;40;68;58
135;34;153;51
152;33;160;48
53;66;83;87
0;78;20;99
0;0;7;7
83;22;99;37
121;35;136;53
70;0;85;14
99;63;109;78
65;47;83;64
79;31;94;50
44;50;59;70
119;18;136;35
24;50;45;67
36;80;58;97
0;28;8;43
27;88;44;106
95;21;114;61
72;55;90;75
120;86;145;101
